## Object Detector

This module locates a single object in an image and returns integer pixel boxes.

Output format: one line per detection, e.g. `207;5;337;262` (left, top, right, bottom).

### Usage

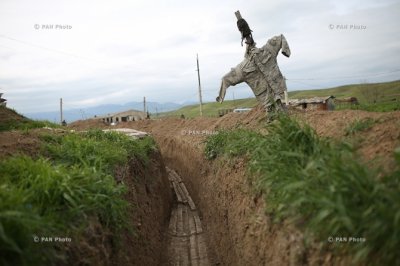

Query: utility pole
59;98;63;125
143;96;146;114
196;54;203;117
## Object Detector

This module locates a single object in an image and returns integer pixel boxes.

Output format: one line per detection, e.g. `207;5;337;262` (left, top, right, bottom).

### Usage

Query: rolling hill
162;80;400;118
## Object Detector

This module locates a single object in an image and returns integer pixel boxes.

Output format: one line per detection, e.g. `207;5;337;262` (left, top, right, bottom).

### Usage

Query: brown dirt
0;106;28;125
62;152;173;266
0;130;41;159
0;118;173;265
112;151;173;266
298;110;400;172
69;118;110;131
2;104;399;265
109;106;399;265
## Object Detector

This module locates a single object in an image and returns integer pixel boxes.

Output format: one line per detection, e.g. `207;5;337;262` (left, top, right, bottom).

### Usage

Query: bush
205;114;400;265
44;130;157;173
1;129;156;265
0;156;127;266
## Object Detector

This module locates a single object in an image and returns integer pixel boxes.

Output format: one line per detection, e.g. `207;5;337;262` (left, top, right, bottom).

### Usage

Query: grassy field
289;80;400;102
0;129;156;266
205;115;400;265
160;80;400;118
160;98;258;118
0;106;59;132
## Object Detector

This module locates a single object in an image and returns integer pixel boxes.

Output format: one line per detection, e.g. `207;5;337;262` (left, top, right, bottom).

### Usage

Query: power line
0;34;103;63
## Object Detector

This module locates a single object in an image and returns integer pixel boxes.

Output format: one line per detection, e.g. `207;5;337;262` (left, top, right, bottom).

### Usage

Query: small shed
288;96;335;111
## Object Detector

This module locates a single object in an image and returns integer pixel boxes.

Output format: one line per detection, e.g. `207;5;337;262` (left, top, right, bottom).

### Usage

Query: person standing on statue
216;11;291;119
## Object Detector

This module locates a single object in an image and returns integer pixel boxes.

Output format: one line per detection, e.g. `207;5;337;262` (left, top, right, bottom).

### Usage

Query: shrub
205;114;400;265
0;129;156;265
0;156;128;266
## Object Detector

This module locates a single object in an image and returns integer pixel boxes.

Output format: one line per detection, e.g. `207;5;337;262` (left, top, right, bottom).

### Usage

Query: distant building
98;109;146;124
0;93;7;107
288;96;335;111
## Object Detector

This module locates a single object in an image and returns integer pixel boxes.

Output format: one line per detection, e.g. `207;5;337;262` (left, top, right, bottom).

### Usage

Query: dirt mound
68;118;109;130
0;130;42;159
64;107;400;265
0;106;27;124
0;126;173;266
299;110;400;171
116;108;398;265
125;107;399;170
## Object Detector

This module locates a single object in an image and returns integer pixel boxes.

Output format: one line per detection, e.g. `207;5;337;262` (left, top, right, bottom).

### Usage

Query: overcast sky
0;0;399;114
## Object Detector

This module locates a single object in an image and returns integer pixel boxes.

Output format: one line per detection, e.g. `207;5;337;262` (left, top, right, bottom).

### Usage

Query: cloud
0;0;399;113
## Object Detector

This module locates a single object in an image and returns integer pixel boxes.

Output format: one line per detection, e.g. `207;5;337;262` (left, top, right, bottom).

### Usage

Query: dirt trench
153;134;311;266
68;108;400;265
165;167;210;265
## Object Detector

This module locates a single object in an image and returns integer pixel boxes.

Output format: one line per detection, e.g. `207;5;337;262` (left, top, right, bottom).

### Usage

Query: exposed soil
113;151;173;266
0;106;28;125
0;130;42;159
0;108;174;265
2;105;399;265
112;106;399;265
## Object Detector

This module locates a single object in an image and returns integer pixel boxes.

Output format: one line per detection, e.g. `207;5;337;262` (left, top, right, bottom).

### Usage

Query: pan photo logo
32;235;72;243
327;236;367;243
181;129;218;136
328;24;367;30
34;24;72;30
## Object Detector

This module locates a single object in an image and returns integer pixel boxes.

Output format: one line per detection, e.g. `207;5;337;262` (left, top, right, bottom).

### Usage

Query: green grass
205;115;400;265
160;80;400;118
288;80;400;103
345;118;376;136
0;119;59;132
0;106;59;132
337;101;400;112
0;156;128;266
0;130;156;266
161;98;258;118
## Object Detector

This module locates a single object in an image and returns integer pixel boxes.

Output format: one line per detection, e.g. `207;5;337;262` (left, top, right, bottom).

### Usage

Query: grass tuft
0;129;157;265
345;118;376;135
205;114;400;265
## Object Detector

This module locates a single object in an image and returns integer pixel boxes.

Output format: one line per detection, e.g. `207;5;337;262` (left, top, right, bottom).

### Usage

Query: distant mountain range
25;101;190;122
